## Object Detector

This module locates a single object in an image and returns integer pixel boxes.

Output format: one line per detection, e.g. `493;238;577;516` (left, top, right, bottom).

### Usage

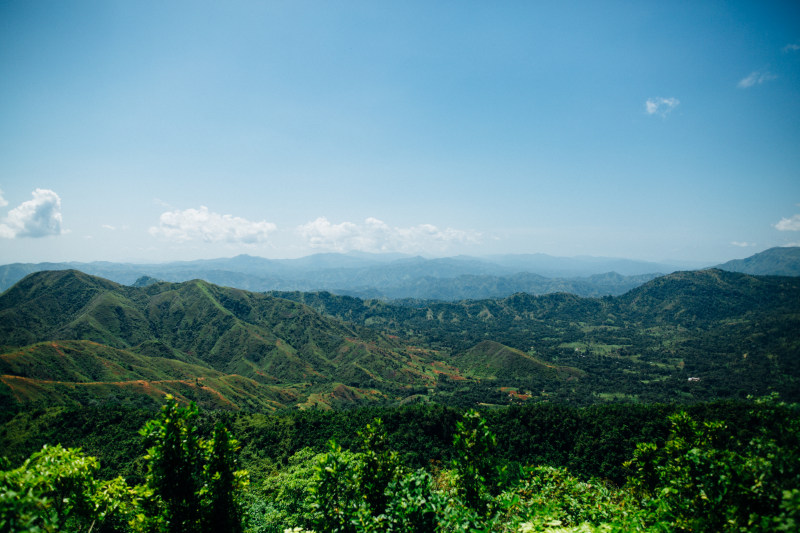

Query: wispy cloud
645;97;680;117
297;217;481;253
737;70;777;88
0;188;63;239
0;189;8;208
775;213;800;231
783;43;800;52
149;206;277;243
731;241;756;248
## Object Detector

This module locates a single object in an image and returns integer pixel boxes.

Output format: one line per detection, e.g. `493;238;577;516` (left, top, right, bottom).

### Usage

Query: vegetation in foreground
2;395;799;532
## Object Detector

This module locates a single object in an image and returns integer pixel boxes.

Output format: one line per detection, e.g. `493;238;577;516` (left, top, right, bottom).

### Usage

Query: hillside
0;270;460;411
715;246;800;276
1;268;799;411
275;269;800;404
452;340;585;382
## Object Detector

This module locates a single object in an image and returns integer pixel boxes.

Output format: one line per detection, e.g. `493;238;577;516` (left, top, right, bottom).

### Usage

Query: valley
1;250;799;532
2;261;798;412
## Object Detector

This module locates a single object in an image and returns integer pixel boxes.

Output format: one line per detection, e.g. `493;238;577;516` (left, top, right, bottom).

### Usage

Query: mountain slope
452;340;585;381
617;268;800;325
0;270;461;410
715;246;800;276
0;340;295;410
274;269;800;404
2;268;798;410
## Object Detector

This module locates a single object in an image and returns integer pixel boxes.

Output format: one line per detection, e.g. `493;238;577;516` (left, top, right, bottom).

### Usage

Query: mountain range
1;246;797;301
2;265;798;411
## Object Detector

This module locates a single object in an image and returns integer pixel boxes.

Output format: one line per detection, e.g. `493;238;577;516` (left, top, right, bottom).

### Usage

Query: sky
1;0;799;265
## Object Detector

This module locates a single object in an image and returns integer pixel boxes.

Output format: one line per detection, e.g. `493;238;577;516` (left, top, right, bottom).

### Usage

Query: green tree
451;409;497;515
0;444;148;533
140;397;203;532
201;422;248;533
356;418;399;518
625;398;800;532
140;395;247;533
310;440;363;533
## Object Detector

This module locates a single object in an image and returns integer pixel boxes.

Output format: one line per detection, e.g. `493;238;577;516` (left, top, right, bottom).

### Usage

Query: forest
1;267;799;530
2;394;799;532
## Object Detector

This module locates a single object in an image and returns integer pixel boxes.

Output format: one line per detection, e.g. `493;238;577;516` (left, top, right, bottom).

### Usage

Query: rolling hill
0;270;587;410
715;246;800;276
0;270;445;410
1;268;798;411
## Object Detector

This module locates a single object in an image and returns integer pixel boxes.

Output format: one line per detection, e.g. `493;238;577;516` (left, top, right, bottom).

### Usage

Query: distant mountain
482;253;688;277
340;271;661;300
715;246;800;276
0;252;679;299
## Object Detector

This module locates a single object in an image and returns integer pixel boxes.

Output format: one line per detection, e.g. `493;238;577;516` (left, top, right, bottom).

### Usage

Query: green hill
0;270;461;410
274;270;800;404
453;340;585;381
2;268;799;410
715;246;800;276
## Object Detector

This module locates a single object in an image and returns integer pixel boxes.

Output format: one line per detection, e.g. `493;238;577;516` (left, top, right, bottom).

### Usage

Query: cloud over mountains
0;189;63;239
297;216;481;254
149;206;277;243
775;214;800;232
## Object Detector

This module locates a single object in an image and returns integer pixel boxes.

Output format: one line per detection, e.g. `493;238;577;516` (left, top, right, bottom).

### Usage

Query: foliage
3;398;800;532
0;444;148;533
201;422;249;532
451;409;499;515
139;395;248;533
309;440;364;533
354;418;399;517
625;395;800;531
383;468;446;532
493;465;648;531
245;448;320;533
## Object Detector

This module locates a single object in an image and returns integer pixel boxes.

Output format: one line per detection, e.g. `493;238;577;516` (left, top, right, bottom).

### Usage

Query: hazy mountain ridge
3;247;795;302
0;252;692;299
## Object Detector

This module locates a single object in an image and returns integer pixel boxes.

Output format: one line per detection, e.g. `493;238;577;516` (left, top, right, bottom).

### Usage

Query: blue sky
1;0;799;264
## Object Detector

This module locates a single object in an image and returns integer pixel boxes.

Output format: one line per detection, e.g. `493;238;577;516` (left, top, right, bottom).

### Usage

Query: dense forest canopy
2;396;798;531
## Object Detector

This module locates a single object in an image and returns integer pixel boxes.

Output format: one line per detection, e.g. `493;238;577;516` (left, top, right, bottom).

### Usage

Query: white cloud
149;206;277;243
0;189;8;207
731;241;756;247
297;217;481;253
775;214;800;231
645;97;679;117
738;70;777;88
784;43;800;52
0;188;63;239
